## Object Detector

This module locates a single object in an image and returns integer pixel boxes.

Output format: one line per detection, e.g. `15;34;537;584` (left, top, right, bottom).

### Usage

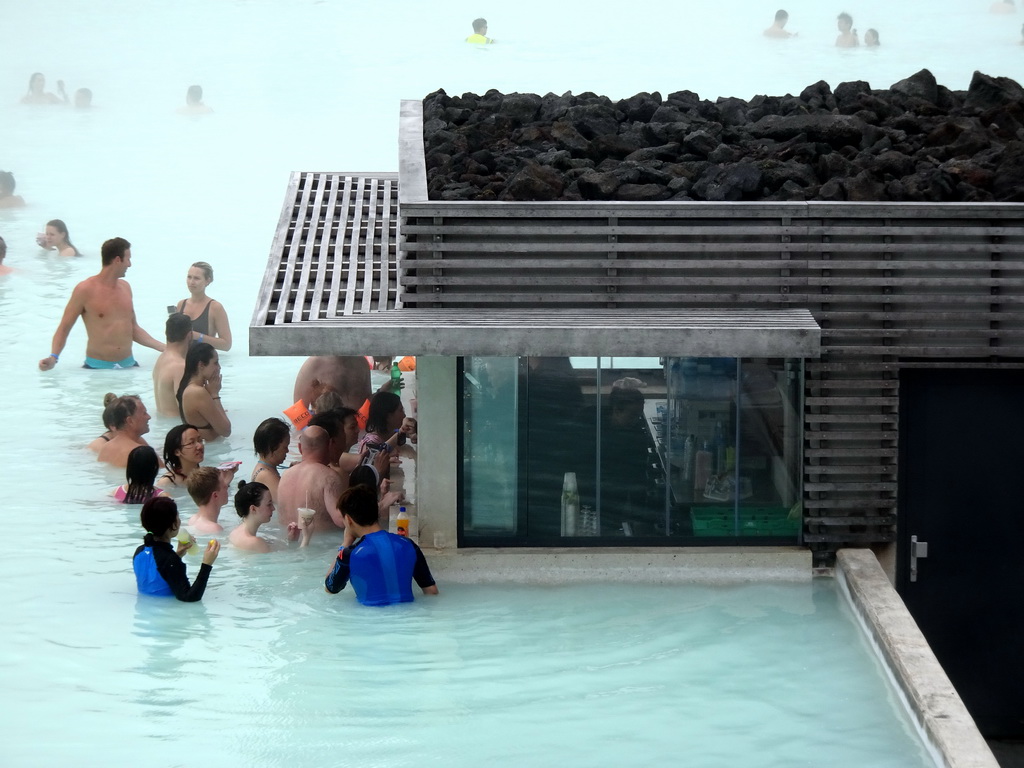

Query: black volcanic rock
422;71;1024;202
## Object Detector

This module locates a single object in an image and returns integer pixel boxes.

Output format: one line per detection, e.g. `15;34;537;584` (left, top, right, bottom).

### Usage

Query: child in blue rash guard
133;496;220;601
325;486;438;606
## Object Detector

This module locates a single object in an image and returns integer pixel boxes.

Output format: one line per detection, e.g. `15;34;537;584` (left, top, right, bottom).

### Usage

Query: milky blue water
4;0;1016;764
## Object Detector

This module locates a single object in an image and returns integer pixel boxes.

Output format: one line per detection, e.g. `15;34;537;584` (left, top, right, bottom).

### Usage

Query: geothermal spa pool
6;556;937;768
1;0;1017;764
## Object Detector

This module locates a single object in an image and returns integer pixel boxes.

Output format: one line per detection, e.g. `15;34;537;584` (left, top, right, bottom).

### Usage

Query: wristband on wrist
50;353;59;362
198;333;204;343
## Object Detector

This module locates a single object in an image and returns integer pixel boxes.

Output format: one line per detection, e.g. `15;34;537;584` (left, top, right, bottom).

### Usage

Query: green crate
690;506;800;537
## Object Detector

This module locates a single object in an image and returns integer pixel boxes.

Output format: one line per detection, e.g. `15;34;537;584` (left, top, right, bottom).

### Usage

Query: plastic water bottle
682;434;695;481
390;362;402;391
561;472;579;536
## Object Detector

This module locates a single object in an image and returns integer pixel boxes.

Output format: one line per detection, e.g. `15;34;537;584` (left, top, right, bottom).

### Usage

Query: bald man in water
39;237;165;370
278;426;345;534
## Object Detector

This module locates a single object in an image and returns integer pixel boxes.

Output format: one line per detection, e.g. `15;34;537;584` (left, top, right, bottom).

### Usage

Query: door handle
910;535;929;583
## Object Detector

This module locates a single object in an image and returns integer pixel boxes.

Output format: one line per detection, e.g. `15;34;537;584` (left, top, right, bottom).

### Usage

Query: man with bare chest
38;237;165;370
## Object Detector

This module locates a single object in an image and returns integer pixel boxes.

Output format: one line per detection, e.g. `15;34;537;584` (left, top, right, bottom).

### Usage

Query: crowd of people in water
14;222;431;606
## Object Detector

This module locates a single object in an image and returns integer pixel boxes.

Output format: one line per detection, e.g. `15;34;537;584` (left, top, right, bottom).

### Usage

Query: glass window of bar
460;356;803;545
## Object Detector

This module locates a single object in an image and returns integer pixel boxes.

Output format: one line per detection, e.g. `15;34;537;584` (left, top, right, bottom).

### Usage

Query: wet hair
309;410;344;443
865;28;879;45
176;342;217;421
106;395;140;430
140;496;178;541
46;219;75;252
337;485;378;527
75;88;92;107
28;72;44;93
162;423;200;474
0;236;6;261
366;391;402;435
186;466;220;506
234;480;269;518
254;417;290;457
774;9;788;22
190;261;213;282
186;85;203;104
125;445;161;503
0;171;16;195
348;465;379;492
165;312;193;343
312;390;344;414
472;17;487;33
837;12;853;28
101;237;130;266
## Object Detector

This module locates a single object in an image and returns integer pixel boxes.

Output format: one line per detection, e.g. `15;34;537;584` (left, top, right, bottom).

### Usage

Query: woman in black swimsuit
176;261;232;351
176;342;231;442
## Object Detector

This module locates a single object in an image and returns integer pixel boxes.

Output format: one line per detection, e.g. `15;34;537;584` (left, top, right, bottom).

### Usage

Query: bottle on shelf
713;421;726;474
561;472;579;536
694;441;713;497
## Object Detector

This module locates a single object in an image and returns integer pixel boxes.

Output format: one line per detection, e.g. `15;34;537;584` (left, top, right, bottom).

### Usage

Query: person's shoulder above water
465;17;495;44
835;12;858;47
990;0;1016;14
763;9;796;38
0;171;25;208
177;84;213;115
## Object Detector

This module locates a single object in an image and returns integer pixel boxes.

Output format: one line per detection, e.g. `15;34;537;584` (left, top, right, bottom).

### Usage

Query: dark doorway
898;369;1024;739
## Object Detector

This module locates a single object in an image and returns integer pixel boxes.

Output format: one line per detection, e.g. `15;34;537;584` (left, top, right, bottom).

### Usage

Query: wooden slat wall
252;172;400;330
400;201;1024;564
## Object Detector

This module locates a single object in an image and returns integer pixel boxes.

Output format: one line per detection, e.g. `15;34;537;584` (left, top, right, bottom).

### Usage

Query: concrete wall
415;356;459;548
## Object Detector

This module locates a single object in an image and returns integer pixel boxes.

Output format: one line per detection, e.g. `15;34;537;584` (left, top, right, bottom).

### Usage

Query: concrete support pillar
416;356;458;548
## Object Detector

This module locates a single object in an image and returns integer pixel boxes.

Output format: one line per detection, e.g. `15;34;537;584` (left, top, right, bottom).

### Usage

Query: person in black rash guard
133;496;220;601
325;486;438;606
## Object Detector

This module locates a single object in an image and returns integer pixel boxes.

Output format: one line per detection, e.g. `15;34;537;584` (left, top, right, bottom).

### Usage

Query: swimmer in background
764;9;796;38
324;485;438;606
0;236;12;276
466;17;496;44
836;12;859;47
251;417;291;503
21;73;66;105
113;445;169;504
38;237;166;371
74;88;92;109
173;261;232;351
185;465;231;534
153;313;192;417
177;85;213;115
864;28;880;46
991;0;1016;13
133;496;219;601
0;172;26;208
35;219;80;258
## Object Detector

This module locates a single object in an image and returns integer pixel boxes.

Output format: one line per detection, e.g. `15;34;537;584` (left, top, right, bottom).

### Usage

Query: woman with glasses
158;424;206;489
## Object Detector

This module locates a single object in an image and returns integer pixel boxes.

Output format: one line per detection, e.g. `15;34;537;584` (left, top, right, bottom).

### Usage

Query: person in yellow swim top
466;17;495;44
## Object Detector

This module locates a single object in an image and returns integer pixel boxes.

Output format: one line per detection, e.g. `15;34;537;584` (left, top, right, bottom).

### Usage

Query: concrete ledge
424;546;811;584
836;549;998;768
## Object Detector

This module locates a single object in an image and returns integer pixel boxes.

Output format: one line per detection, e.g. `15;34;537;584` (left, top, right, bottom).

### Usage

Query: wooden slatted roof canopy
250;172;400;350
